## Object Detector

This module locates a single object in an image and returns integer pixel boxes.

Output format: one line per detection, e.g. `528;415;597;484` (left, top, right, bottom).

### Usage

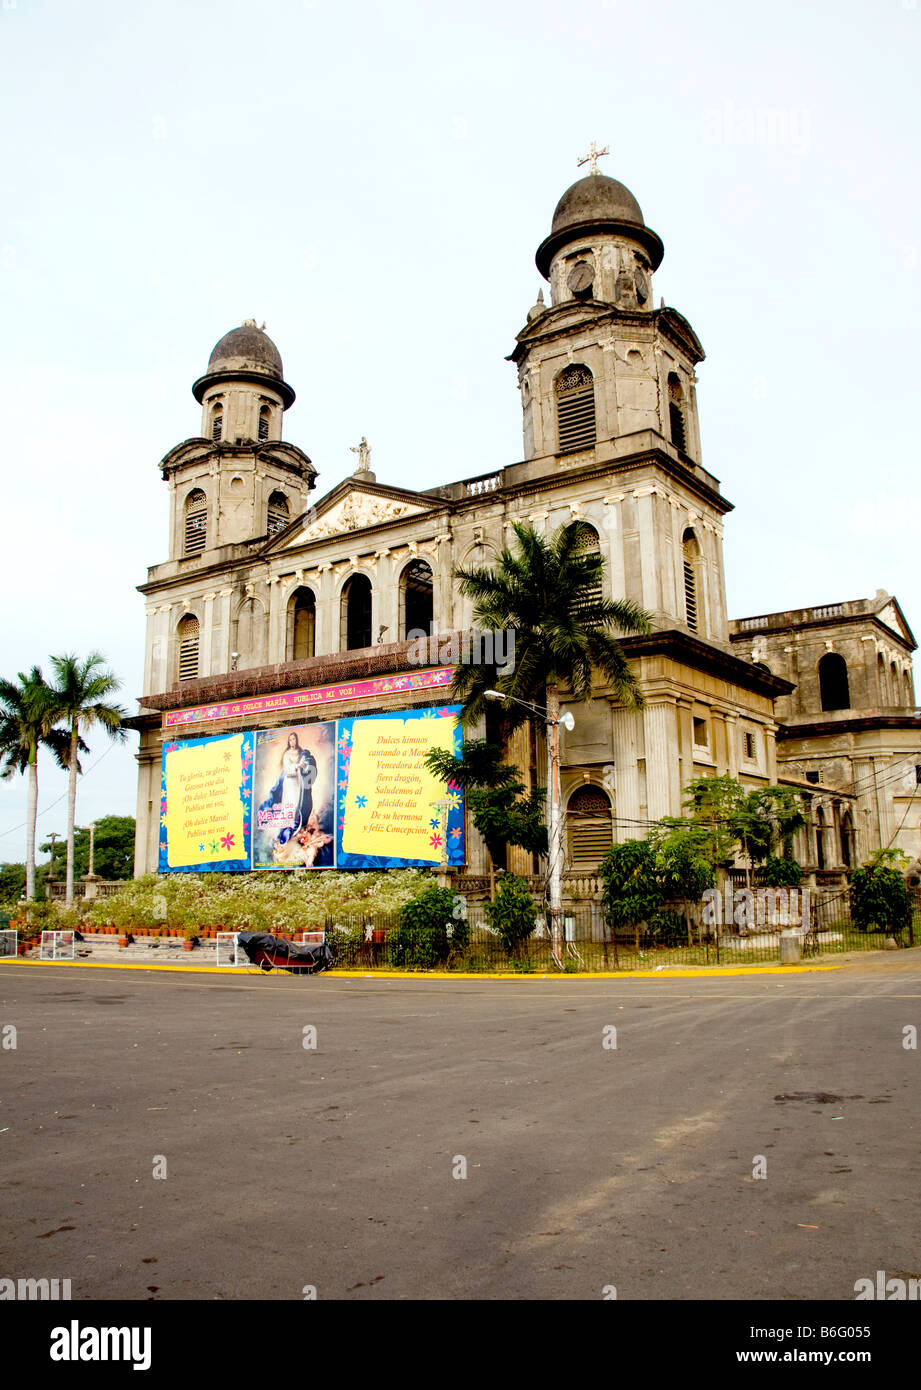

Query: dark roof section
536;173;665;277
193;320;295;408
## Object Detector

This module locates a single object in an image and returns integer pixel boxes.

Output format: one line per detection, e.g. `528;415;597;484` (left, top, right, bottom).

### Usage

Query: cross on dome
577;141;610;175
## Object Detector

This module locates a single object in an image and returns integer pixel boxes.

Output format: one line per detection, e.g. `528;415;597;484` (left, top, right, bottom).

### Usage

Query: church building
131;155;918;888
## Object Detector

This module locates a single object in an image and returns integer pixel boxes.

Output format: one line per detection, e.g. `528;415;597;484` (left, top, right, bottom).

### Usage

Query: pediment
278;488;431;548
876;599;916;649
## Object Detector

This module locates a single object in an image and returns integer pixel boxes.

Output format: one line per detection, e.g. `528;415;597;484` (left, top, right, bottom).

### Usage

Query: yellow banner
162;734;247;868
340;716;457;863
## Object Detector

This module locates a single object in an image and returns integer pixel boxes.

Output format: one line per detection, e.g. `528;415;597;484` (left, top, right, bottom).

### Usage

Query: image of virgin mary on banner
253;722;336;868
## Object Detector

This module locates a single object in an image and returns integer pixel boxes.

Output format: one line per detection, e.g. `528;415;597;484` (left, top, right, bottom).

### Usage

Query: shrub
762;855;804;887
850;863;911;939
649;907;687;948
599;839;664;939
484;873;537;956
389;886;465;969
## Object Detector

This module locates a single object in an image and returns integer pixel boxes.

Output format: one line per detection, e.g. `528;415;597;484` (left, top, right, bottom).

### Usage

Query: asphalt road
2;957;920;1301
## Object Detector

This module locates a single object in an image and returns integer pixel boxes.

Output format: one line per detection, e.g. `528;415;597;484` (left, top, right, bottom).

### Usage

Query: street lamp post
484;690;574;966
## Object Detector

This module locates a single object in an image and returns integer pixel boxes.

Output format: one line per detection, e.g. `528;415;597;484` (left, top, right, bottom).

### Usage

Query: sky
0;0;919;860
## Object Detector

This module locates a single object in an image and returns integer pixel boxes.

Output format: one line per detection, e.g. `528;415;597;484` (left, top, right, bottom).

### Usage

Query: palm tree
49;653;127;908
451;521;652;958
0;668;71;900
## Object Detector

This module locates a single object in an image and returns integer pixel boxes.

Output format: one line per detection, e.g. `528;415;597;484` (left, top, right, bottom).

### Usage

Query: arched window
555;365;596;454
815;805;826;871
682;528;700;633
568;522;602;622
401;559;434;639
184;489;207;556
818;653;850;711
905;669;914;707
233;598;267;670
567;785;614;870
258;405;270;442
878;652;886;703
286;587;316;662
177;614;200;682
840;810;854;868
668;373;687;451
891;662;898;706
341;574;372;651
210;406;223;442
266;491;289;535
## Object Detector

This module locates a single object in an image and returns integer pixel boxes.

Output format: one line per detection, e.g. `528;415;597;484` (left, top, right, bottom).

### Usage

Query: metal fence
319;895;921;973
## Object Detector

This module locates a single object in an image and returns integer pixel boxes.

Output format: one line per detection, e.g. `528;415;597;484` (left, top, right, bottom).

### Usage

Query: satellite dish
560;712;575;732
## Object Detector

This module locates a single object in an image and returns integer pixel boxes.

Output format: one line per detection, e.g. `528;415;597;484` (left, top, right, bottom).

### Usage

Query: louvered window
177;615;200;682
683;559;697;630
667;374;688;452
569;522;603;624
211;410;223;442
258;407;270;442
567;786;613;869
555;365;596;454
266;491;289;535
184;490;207;555
682;528;699;632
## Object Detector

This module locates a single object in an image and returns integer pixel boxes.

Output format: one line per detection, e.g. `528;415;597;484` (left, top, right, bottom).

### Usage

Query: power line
0;741;120;842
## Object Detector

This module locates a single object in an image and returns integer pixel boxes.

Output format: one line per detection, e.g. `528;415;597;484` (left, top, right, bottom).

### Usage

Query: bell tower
159;321;315;560
512;149;704;472
509;152;730;641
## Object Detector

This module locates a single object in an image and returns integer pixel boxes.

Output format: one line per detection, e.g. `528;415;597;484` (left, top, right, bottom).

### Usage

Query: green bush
649;907;687;947
850;863;911;939
484;873;537;956
762;855;804;887
75;869;432;934
599;839;664;935
389;886;466;969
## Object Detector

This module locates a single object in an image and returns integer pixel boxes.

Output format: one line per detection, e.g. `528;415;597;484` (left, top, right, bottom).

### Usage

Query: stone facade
131;168;914;884
729;596;920;871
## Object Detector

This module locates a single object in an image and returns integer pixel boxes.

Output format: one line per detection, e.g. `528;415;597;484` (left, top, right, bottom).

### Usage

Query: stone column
634;488;660;614
723;712;739;777
314;565;336;655
200;593;216;679
644;700;676;820
609;702;641;839
602;494;625;601
676;696;694;791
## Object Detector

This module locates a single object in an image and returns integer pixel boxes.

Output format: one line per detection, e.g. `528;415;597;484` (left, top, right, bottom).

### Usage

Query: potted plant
183;924;199;951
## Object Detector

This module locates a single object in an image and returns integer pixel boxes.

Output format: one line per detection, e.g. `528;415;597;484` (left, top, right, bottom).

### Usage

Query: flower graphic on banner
220;832;235;850
430;833;443;849
355;795;368;808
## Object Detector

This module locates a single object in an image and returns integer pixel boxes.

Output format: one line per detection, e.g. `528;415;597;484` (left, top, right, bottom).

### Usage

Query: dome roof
207;320;284;379
536;172;664;277
550;174;645;236
193;319;295;408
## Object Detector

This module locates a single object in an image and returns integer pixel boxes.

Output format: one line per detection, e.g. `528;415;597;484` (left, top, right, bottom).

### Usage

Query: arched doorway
341;574;372;651
567;784;614;871
286;586;316;661
401;559;434;638
819;653;850;711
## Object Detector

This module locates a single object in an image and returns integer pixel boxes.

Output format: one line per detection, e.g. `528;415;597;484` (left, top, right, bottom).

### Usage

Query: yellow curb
0;958;841;979
0;958;239;975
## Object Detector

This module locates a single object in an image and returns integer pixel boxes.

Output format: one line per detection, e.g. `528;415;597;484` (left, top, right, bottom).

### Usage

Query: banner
157;706;465;872
252;722;336;869
163;668;453;728
335;706;465;869
159;732;254;872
